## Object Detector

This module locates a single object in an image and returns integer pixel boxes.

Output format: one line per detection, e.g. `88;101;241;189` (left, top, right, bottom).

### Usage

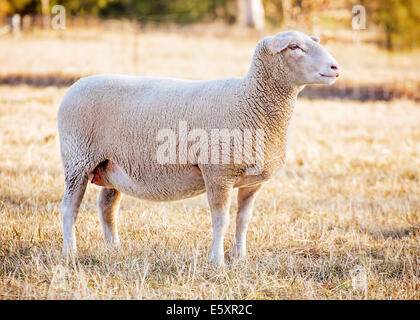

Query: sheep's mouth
319;73;339;78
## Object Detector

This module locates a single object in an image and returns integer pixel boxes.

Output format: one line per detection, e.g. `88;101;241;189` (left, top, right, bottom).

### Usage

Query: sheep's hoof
230;251;247;261
62;241;77;254
104;240;121;249
62;248;77;256
230;245;247;261
208;254;225;268
62;245;77;262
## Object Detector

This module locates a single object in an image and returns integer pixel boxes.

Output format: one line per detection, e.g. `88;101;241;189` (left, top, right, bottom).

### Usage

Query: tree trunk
237;0;265;31
41;0;50;29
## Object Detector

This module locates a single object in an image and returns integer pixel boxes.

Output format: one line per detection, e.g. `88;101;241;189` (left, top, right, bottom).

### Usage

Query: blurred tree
0;0;236;21
0;0;32;15
99;0;236;23
0;0;417;50
370;0;420;50
262;0;331;29
262;0;284;26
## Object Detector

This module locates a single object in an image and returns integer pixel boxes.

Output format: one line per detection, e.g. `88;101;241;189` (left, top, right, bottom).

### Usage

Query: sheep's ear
311;35;320;43
266;36;291;54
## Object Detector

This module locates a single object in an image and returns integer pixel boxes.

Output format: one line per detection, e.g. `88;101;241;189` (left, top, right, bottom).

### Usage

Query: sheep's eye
289;44;300;50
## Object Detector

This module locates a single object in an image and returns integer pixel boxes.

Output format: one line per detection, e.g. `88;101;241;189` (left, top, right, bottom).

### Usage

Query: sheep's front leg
98;188;122;246
205;178;233;267
231;184;262;260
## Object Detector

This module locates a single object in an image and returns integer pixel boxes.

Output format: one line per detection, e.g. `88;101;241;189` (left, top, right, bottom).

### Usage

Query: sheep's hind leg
62;170;89;253
98;188;122;246
204;177;234;267
231;184;262;260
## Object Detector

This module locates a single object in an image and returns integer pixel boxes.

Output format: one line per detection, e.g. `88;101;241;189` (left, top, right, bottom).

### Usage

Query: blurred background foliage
0;0;419;49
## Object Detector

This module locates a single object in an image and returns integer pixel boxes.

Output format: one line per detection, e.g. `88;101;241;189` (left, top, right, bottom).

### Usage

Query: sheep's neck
241;60;299;150
233;54;300;172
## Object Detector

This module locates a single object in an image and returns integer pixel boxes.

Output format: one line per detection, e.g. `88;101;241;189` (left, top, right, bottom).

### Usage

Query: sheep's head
259;30;339;86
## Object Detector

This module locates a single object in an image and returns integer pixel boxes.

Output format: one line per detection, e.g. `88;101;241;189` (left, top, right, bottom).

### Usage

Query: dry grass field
0;28;419;299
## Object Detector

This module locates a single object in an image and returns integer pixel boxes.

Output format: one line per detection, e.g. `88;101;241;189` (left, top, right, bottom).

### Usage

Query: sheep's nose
330;64;339;76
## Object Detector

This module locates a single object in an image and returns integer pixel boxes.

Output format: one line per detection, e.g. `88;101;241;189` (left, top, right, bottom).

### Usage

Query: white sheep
57;30;339;266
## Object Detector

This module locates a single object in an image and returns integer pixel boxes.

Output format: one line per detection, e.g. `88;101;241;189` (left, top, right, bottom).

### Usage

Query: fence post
11;14;21;38
133;20;139;74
